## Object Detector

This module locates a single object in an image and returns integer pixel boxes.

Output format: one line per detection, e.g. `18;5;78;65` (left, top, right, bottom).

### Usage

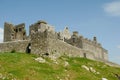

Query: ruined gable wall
0;40;30;53
15;23;26;40
4;22;27;42
63;27;71;39
4;22;15;42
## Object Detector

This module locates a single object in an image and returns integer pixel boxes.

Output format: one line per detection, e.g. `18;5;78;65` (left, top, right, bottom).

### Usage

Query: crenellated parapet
64;31;102;48
63;30;108;60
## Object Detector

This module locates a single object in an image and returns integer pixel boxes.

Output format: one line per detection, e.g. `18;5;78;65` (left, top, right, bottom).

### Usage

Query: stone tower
29;20;54;35
4;22;26;42
30;20;56;55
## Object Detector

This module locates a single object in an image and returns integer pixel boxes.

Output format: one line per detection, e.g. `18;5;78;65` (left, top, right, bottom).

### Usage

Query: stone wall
65;33;108;61
31;31;48;55
82;38;108;60
47;32;95;59
0;40;30;53
4;22;14;42
30;30;99;60
102;49;108;61
82;39;102;58
15;23;26;40
29;20;54;35
4;22;26;42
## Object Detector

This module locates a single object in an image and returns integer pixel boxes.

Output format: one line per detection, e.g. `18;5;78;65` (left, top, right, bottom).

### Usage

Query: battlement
82;37;102;47
65;31;102;48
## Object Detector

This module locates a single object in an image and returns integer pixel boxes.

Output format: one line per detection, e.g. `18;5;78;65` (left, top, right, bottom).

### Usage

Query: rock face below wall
0;40;30;53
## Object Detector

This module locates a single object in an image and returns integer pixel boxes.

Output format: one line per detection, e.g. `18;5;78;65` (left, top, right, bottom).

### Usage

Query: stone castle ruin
4;22;26;42
0;20;108;62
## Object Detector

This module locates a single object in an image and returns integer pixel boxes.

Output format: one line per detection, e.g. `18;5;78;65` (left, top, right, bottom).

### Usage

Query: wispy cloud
117;45;120;49
0;28;3;42
103;1;120;16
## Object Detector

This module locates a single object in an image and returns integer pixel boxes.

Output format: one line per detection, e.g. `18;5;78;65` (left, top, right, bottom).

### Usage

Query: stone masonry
0;20;108;62
4;22;26;42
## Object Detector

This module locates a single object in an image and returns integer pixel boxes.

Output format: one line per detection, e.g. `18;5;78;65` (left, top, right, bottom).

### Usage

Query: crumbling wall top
15;23;25;28
73;31;79;37
37;20;47;24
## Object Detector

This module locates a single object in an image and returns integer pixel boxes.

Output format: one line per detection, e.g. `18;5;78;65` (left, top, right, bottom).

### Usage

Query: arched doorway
83;53;86;58
26;43;31;53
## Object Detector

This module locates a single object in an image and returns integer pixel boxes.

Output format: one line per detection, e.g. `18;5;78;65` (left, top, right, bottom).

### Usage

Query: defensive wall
31;31;95;60
0;20;108;62
0;40;30;53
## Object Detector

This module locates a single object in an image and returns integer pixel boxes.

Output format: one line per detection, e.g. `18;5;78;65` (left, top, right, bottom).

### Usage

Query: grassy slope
0;52;120;80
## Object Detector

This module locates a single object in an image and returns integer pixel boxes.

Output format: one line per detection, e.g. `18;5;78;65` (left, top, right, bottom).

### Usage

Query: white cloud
0;28;3;42
117;45;120;49
103;1;120;16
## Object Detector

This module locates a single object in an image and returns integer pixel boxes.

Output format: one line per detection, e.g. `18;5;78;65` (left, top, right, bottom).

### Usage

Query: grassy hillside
0;52;120;80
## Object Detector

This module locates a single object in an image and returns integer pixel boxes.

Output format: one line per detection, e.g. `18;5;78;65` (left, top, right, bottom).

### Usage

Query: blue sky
0;0;120;64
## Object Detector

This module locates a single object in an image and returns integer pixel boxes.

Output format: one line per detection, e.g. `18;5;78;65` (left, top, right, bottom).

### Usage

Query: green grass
0;52;120;80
